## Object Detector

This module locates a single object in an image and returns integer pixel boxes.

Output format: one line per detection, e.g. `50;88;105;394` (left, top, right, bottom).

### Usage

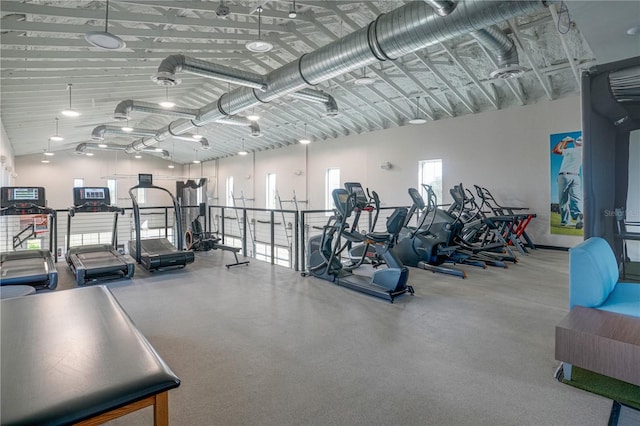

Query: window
325;168;341;212
197;185;204;205
137;188;146;204
226;176;234;206
73;178;84;188
419;159;443;204
107;179;117;205
266;173;276;209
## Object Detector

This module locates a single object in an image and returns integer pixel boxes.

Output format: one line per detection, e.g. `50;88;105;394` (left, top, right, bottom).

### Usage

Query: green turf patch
563;366;640;410
550;211;584;236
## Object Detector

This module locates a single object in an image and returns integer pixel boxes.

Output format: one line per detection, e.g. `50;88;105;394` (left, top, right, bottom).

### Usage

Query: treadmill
66;187;135;286
128;174;194;271
0;186;58;290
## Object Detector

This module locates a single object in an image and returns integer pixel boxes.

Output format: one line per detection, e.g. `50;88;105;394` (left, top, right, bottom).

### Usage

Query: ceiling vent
490;65;527;79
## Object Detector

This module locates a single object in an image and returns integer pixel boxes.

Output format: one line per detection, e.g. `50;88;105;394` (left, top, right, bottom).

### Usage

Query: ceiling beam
508;19;553;101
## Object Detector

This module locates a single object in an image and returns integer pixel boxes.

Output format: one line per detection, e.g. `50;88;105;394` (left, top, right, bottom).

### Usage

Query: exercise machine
66;187;135;285
394;186;468;278
304;188;413;303
185;203;250;268
343;182;382;265
0;186;57;290
128;174;194;271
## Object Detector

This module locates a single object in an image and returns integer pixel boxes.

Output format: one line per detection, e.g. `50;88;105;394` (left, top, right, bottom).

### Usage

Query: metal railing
1;203;407;272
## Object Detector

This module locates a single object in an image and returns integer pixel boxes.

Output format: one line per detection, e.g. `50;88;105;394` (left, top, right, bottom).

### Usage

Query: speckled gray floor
52;248;614;425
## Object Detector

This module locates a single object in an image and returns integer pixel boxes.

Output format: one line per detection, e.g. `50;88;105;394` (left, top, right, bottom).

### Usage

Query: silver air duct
470;26;524;79
114;100;198;120
75;142;170;158
425;0;457;16
152;54;267;90
126;0;550;153
289;89;339;116
114;100;258;136
92;125;157;140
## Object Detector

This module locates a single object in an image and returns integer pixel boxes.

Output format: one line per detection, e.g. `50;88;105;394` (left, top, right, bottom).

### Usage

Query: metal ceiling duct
75;142;170;158
289;89;339;116
215;115;263;137
470;26;525;79
425;0;457;16
92;125;156;140
153;54;267;90
126;0;551;154
114;100;198;120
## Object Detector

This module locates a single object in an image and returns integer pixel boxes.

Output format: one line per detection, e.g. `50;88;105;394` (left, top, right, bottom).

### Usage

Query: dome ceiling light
246;6;273;53
84;0;126;50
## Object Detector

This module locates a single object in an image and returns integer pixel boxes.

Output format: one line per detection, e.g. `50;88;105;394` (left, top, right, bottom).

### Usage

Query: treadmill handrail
67;205;124;250
128;183;185;264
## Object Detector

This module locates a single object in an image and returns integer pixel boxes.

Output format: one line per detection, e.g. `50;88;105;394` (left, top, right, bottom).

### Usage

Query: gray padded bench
1;285;180;425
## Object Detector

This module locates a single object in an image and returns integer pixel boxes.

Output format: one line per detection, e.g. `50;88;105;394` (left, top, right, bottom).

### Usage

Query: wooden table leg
154;391;169;426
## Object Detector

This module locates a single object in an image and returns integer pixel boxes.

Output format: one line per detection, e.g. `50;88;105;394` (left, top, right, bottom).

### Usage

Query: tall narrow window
136;188;146;204
266;173;276;209
325;168;341;212
419;159;443;204
107;179;117;205
226;176;234;206
73;178;84;188
197;185;204;205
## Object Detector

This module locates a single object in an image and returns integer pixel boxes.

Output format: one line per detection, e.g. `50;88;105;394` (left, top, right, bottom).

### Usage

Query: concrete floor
52;248;613;425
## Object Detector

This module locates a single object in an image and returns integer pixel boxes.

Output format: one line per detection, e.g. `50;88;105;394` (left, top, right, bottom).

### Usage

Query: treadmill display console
78;188;107;200
1;187;46;210
344;182;368;209
73;187;112;211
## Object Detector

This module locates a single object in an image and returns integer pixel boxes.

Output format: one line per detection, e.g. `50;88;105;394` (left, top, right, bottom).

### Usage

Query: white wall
15;151;185;209
0;119;16;187
11;96;586;247
216;96;583;247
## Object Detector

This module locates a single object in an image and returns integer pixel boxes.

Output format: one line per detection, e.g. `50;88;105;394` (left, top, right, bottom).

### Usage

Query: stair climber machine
66;187;135;286
304;188;414;303
344;182;382;265
185;202;250;269
0;186;58;290
393;186;469;278
128;174;194;271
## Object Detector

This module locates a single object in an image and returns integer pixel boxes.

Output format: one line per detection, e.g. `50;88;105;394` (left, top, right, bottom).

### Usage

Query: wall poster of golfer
550;131;584;236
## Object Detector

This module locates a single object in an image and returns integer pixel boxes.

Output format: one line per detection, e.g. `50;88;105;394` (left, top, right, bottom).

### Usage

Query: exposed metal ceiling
0;1;606;164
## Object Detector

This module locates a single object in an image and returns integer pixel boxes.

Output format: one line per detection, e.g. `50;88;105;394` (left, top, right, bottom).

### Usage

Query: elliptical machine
304;188;414;302
394;186;469;278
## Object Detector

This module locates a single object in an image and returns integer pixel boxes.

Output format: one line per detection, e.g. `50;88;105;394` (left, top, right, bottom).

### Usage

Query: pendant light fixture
246;6;273;53
408;97;427;125
61;83;81;117
159;87;175;108
43;135;55;160
247;108;260;121
84;0;126;50
238;138;248;156
49;117;64;142
121;119;133;132
299;123;311;144
353;67;376;86
289;0;297;18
